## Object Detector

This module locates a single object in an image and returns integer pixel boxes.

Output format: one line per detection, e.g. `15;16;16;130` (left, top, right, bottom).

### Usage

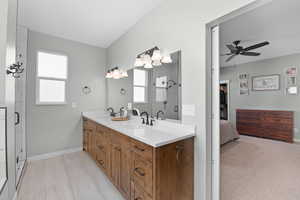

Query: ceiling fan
222;40;270;62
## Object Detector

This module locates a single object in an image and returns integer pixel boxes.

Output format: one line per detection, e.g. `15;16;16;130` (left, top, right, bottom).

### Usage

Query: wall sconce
134;46;172;68
6;62;24;78
106;67;128;79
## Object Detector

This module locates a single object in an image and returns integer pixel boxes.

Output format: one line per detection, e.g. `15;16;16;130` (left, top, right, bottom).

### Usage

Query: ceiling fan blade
244;41;270;51
221;53;233;56
240;52;261;56
226;45;237;52
226;55;236;62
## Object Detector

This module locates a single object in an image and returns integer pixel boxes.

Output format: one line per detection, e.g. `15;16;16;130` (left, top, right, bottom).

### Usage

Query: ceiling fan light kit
134;46;173;68
222;40;270;62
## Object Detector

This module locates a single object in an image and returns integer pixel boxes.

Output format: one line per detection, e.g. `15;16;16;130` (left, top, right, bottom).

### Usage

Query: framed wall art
252;74;280;91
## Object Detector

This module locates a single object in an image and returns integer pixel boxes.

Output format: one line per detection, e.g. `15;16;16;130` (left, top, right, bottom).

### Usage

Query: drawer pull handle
135;198;142;200
114;146;121;151
98;160;104;165
134;168;145;176
97;145;104;150
134;145;145;152
176;145;184;162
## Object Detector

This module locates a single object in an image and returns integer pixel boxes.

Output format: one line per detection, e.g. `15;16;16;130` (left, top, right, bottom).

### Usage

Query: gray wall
26;31;107;157
106;0;257;199
220;53;300;141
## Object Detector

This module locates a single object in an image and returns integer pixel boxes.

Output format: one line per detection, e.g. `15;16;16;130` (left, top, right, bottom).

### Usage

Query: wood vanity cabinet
83;118;194;200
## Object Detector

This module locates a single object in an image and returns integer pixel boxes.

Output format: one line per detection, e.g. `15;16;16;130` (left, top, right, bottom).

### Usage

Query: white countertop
82;111;196;148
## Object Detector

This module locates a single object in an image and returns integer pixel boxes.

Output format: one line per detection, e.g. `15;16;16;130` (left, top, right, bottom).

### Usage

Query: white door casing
211;26;220;200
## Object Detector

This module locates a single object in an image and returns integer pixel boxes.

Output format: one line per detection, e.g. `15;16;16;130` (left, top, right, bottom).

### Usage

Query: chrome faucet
156;110;165;120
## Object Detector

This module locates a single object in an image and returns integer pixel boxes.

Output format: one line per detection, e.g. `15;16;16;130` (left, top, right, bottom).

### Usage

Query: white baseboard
12;192;17;200
28;147;83;161
294;138;300;143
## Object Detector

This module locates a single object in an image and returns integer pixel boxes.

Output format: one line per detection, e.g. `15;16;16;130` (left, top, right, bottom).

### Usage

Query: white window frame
133;69;148;103
36;50;68;105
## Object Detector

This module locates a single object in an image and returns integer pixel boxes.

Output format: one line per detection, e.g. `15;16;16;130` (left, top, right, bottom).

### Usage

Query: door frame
205;1;272;200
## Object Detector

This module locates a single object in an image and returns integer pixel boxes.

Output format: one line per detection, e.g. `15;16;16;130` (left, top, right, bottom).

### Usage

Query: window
36;51;68;104
133;69;148;103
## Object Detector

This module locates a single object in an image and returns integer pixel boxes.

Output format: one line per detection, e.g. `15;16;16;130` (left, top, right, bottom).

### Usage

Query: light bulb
151;49;162;61
144;62;153;69
152;60;162;66
105;71;113;78
134;57;144;67
121;70;128;78
112;69;121;79
161;54;172;63
142;54;151;64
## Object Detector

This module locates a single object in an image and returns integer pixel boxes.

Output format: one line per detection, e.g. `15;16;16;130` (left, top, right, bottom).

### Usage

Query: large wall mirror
0;107;7;194
107;51;182;120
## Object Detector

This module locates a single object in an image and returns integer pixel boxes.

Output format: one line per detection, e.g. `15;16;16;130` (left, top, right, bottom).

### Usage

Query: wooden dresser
236;109;294;143
83;117;194;200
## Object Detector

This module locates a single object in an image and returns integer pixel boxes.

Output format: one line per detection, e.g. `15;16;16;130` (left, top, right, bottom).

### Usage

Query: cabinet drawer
83;119;96;131
131;140;153;162
131;182;152;200
132;154;153;196
96;147;108;172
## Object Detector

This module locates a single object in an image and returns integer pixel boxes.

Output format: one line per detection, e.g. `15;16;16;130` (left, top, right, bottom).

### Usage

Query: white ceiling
18;0;162;48
220;0;300;67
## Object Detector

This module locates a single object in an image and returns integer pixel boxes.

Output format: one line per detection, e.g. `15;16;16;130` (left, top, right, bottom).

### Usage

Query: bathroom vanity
82;112;195;200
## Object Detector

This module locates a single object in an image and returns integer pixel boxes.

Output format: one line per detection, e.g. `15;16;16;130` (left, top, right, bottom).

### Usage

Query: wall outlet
127;102;132;110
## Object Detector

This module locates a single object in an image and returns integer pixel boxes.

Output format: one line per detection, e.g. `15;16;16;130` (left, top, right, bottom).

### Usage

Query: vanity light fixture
105;67;128;79
161;54;172;64
144;62;153;69
134;46;172;68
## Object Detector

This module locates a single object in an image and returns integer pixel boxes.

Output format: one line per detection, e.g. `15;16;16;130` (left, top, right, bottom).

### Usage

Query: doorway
220;80;229;120
209;0;300;200
207;1;272;200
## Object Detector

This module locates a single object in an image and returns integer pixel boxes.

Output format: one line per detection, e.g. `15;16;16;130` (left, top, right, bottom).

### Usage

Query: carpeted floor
221;135;300;200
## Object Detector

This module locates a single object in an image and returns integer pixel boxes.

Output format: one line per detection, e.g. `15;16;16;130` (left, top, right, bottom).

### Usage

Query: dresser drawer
131;140;153;162
132;154;153;196
131;182;152;200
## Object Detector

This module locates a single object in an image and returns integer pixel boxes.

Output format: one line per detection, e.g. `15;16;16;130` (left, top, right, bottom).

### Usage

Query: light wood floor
17;151;125;200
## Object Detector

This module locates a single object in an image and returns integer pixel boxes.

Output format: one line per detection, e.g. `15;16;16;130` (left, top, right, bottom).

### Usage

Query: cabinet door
131;182;152;200
111;143;121;188
120;146;131;200
83;130;89;151
90;131;97;159
155;138;194;200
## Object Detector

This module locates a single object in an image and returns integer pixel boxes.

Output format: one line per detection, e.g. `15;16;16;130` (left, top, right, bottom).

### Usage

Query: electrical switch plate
72;102;77;108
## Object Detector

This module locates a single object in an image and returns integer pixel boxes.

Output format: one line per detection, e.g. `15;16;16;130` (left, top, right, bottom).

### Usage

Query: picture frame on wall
252;74;280;91
238;73;249;95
